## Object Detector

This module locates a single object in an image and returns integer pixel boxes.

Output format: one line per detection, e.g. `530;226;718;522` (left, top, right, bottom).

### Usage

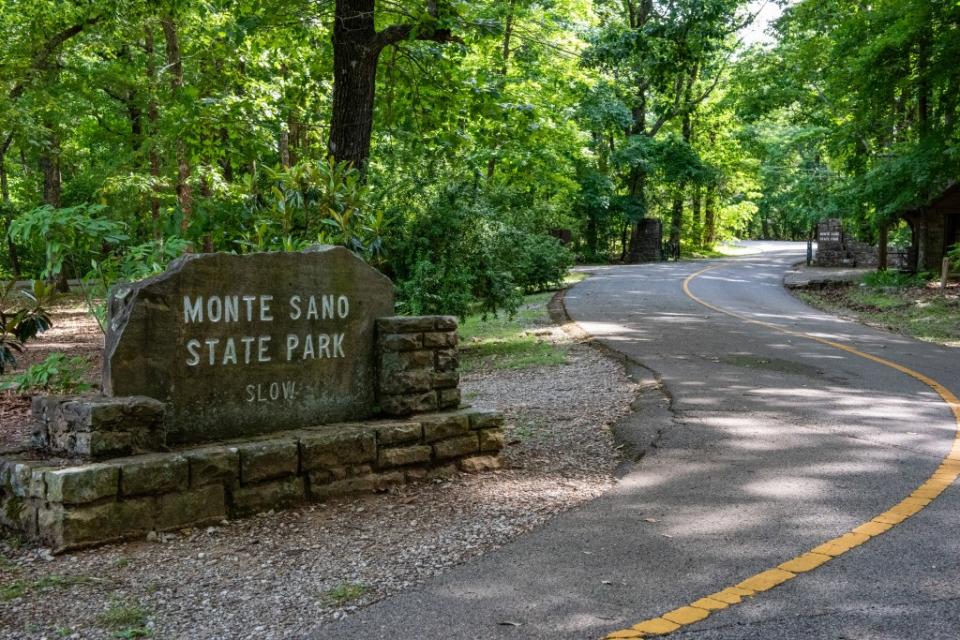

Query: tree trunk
585;212;598;259
145;26;162;238
41;136;61;210
0;143;20;276
669;189;683;249
625;165;647;262
703;186;717;247
279;129;291;168
692;185;703;245
41;128;69;291
917;22;931;134
161;15;192;226
220;127;233;182
329;0;379;170
620;221;629;262
328;0;458;171
878;222;888;271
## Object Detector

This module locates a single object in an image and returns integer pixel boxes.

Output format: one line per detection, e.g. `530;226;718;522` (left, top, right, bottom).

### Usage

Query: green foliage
394;184;572;317
322;583;368;605
459;291;567;372
8;204;127;281
0;281;55;374
98;597;150;630
0;574;95;602
486;225;573;294
948;243;960;272
247;159;392;264
862;270;930;289
800;285;960;346
732;0;960;242
3;353;92;394
81;237;191;332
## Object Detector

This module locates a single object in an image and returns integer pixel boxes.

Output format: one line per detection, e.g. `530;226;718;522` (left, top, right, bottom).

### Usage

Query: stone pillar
376;316;461;416
636;219;662;262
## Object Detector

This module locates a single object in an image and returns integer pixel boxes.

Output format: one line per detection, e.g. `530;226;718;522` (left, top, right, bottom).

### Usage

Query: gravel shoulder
1;288;638;640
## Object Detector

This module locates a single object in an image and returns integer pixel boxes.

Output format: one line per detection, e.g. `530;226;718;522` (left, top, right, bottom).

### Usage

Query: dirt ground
1;297;104;450
796;281;960;348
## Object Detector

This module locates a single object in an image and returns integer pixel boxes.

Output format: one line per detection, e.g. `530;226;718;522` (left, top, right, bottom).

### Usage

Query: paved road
313;242;960;639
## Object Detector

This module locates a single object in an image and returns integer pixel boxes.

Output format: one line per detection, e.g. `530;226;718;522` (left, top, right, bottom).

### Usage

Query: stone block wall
32;395;166;459
376;316;461;416
815;218;883;268
848;240;879;268
0;410;504;552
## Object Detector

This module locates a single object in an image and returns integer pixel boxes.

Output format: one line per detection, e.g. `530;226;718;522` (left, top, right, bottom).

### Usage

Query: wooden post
941;257;950;291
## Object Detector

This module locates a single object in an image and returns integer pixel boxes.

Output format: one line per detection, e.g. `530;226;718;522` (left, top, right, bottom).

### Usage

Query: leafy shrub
948;243;960;272
2;354;92;394
0;281;55;374
862;270;930;289
82;236;191;332
393;184;572;317
7;204;127;283
487;225;573;293
246;159;392;266
396;260;477;318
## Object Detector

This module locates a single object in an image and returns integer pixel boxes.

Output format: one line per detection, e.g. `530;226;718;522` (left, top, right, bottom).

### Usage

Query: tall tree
328;0;461;170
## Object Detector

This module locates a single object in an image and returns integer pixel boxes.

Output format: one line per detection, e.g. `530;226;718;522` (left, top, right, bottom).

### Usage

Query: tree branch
8;16;100;101
648;74;686;137
371;22;463;54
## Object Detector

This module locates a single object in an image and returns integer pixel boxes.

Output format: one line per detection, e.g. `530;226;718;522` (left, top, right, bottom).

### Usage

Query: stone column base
0;409;504;553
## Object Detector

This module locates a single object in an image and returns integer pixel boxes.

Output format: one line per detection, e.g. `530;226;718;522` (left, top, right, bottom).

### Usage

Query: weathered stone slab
438;388;461;409
157;484;226;529
468;410;504;430
378;445;432;468
379;392;438;416
433;433;479;459
309;471;404;499
45;464;119;505
373;421;422;446
478;428;505;452
119;454;189;496
31;395;166;458
185;446;240;487
299;429;376;470
103;247;394;444
422;413;470;442
238;439;299;483
458;455;502;473
231;477;306;515
376;316;436;333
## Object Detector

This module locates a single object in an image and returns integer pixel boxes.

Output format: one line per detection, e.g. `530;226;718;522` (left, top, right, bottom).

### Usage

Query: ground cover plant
797;275;960;347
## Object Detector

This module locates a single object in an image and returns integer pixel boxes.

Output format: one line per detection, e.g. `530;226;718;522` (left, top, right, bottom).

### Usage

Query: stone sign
817;219;843;245
103;247;394;444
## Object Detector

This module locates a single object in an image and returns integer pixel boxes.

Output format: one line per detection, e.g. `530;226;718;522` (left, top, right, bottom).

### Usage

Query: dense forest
1;0;958;315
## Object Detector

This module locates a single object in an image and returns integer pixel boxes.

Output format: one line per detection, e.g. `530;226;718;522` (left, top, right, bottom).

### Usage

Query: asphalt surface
311;242;960;639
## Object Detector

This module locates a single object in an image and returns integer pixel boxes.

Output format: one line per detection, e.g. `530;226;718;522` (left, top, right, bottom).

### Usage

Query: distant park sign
103;246;395;444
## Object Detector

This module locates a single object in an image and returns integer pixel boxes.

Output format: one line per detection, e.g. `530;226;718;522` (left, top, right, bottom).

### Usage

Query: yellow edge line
604;263;960;639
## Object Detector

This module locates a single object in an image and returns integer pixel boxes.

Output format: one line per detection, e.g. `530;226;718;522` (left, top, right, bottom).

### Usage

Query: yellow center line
603;263;960;639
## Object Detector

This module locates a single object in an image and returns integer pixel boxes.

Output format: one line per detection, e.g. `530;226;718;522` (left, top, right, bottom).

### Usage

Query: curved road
315;242;960;639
